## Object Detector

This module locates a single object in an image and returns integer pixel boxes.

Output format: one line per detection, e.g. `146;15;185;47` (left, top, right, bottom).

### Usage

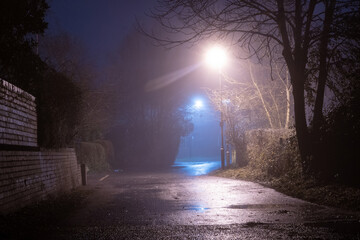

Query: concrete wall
0;149;80;213
0;79;37;147
0;79;81;214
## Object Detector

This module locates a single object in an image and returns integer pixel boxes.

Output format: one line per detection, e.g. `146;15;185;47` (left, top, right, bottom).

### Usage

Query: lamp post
190;98;203;160
205;46;227;169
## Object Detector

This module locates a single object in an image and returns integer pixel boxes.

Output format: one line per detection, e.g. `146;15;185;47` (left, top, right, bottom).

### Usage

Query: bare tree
40;32;112;141
146;0;359;175
206;59;292;165
208;61;292;130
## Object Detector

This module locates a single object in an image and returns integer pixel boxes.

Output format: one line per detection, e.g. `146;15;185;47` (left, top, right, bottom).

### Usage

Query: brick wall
0;79;81;214
0;149;80;213
0;79;37;147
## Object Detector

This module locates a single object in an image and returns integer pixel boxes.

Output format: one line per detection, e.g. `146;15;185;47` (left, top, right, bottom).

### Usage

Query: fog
175;96;223;175
44;0;229;171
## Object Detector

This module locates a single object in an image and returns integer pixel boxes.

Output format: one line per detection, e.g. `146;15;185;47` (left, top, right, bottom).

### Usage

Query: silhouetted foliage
0;1;84;148
321;89;360;186
318;13;360;185
39;32;112;143
303;9;360;185
0;0;48;94
37;69;82;148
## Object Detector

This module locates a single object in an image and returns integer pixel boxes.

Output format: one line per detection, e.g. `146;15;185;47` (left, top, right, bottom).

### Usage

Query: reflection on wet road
172;160;221;176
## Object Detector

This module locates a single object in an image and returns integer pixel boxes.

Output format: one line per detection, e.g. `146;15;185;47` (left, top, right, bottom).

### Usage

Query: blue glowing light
194;99;204;109
173;159;221;176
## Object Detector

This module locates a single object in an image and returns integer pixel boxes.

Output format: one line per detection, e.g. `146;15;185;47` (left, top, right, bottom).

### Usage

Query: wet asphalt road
36;162;360;240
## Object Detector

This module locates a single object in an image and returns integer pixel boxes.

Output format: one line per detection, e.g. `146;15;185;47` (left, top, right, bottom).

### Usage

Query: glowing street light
205;45;228;169
194;99;204;109
205;46;227;71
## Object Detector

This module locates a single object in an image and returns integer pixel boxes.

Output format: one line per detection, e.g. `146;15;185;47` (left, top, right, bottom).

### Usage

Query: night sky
46;0;157;68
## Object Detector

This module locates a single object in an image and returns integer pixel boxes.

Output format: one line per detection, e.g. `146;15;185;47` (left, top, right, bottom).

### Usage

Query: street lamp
194;99;204;110
205;45;227;169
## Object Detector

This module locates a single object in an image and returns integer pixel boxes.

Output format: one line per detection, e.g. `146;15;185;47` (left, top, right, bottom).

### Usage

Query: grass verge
211;166;360;212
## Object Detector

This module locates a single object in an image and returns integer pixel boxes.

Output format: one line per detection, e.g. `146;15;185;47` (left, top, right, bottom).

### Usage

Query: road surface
5;162;360;239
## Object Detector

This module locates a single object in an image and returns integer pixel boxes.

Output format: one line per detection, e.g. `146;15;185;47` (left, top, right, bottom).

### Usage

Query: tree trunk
270;91;282;128
285;71;291;129
276;66;291;129
248;61;274;128
277;0;312;175
292;74;311;175
312;0;336;135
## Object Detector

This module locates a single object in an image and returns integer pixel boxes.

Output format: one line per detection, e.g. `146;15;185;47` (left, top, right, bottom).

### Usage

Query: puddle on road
172;161;221;176
226;204;295;210
182;204;296;212
183;206;211;212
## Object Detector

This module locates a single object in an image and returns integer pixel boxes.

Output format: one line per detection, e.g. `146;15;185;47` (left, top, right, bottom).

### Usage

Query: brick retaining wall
0;148;80;214
0;79;81;214
0;79;37;147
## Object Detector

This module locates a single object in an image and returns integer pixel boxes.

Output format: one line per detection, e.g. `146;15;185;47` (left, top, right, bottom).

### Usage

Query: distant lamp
222;99;230;104
194;99;204;109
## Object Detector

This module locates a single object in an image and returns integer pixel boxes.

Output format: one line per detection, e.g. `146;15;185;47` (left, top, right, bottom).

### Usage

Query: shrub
75;142;109;172
245;129;302;180
321;85;360;186
37;70;82;148
94;140;115;166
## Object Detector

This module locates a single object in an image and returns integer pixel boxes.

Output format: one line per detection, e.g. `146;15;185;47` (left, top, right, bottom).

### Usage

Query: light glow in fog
194;99;204;109
173;158;221;176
